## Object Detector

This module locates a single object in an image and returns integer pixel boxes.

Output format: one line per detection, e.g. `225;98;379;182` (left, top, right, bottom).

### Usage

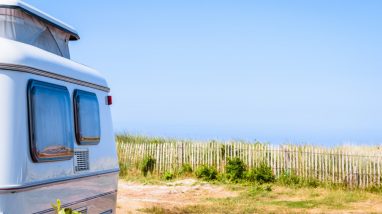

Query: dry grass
170;186;382;213
118;177;382;214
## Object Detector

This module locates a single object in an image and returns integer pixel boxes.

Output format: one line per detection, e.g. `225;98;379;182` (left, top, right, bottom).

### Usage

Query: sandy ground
116;179;236;214
116;179;382;214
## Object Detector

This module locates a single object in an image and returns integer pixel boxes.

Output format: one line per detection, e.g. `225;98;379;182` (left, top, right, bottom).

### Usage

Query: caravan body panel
0;14;118;214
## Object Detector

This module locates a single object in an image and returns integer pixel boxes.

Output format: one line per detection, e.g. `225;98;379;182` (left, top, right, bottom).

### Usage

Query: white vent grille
74;149;89;172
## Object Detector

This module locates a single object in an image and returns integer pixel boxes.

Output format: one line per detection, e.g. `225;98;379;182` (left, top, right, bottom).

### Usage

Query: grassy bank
117;134;382;190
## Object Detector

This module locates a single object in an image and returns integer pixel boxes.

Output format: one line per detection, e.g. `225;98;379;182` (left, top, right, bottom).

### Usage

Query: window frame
27;80;74;163
73;89;101;145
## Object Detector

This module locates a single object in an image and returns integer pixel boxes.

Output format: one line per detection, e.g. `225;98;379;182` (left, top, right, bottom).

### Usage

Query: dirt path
117;179;236;213
117;179;382;214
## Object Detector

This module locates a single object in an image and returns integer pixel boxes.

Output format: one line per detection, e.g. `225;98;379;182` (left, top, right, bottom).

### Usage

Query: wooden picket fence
117;140;382;188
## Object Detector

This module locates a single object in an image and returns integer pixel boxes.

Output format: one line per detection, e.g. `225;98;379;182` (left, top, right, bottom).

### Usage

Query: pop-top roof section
0;0;79;59
0;0;79;40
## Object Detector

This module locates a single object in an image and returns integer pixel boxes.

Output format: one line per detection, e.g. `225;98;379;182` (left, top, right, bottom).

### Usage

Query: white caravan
0;1;118;213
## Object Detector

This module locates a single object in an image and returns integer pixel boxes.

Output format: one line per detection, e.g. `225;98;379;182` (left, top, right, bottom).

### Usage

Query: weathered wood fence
117;141;382;188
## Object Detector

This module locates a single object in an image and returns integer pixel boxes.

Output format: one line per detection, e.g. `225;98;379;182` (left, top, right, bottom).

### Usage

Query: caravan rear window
74;90;101;145
28;80;74;162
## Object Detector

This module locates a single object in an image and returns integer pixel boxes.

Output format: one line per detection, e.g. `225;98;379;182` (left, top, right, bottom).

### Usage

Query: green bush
140;156;156;177
278;171;300;186
179;163;193;175
367;185;382;193
195;165;218;181
247;184;273;197
246;162;275;184
52;199;80;214
163;171;175;180
264;184;273;192
119;161;129;178
225;158;247;182
305;177;320;188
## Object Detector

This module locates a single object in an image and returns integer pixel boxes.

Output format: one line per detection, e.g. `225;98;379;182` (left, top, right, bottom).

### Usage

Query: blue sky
26;0;382;145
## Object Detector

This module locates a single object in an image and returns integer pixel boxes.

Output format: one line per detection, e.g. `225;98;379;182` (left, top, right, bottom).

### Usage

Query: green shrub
245;170;255;182
179;163;193;175
247;184;272;197
305;178;320;188
52;199;80;214
367;185;382;193
246;162;275;184
140;156;156;177
163;171;175;180
195;165;218;181
264;184;273;192
278;171;300;186
247;185;264;197
225;158;247;182
119;161;129;178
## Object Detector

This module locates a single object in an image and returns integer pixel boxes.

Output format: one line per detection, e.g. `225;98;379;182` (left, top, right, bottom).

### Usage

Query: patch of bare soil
117;179;237;214
347;200;382;213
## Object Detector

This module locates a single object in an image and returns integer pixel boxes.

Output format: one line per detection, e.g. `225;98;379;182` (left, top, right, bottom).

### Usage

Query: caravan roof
0;0;79;40
0;0;80;58
0;0;109;91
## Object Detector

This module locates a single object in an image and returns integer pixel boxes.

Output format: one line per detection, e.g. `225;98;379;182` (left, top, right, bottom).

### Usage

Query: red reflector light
107;95;113;105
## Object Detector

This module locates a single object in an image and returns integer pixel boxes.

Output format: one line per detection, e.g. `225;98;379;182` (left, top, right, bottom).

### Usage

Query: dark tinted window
74;90;101;145
28;80;74;162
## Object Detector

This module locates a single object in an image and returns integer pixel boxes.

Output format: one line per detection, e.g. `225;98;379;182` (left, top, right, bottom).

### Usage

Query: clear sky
26;0;382;145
